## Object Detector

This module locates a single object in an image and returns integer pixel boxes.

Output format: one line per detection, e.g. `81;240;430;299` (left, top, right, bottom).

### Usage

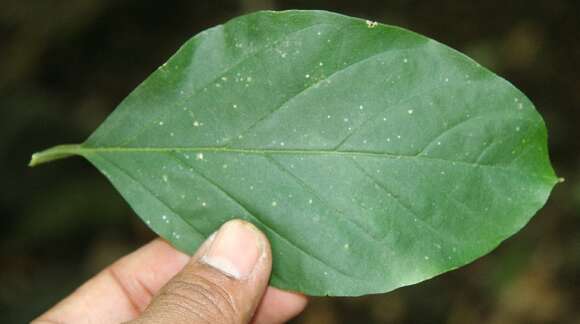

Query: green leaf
30;10;559;296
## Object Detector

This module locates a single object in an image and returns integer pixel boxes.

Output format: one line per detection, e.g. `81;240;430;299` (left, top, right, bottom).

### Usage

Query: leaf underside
31;10;558;296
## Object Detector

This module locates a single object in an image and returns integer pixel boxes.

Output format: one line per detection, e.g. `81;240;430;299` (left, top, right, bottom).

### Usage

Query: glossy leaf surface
30;10;558;296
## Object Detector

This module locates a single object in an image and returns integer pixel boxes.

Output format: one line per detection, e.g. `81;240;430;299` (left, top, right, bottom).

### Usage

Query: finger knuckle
157;275;238;323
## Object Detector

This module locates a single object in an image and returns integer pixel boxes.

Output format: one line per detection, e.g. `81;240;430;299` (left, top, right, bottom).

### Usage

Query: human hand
33;220;307;323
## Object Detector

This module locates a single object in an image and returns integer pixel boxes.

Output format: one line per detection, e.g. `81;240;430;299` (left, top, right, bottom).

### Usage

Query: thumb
130;219;272;324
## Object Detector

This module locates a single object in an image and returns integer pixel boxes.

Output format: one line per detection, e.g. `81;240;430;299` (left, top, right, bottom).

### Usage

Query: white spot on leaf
366;20;378;28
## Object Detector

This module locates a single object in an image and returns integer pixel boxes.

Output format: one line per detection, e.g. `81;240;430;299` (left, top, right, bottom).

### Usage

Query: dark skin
33;220;307;323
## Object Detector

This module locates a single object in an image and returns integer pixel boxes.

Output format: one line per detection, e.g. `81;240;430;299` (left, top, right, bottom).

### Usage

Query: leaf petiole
29;144;83;167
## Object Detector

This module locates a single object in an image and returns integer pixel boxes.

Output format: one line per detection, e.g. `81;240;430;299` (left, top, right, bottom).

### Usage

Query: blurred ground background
1;0;579;323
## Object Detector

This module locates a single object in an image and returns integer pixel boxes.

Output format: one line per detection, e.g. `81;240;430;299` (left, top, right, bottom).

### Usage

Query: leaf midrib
30;144;555;182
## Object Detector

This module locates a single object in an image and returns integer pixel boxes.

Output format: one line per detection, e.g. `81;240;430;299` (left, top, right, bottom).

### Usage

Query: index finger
34;239;190;323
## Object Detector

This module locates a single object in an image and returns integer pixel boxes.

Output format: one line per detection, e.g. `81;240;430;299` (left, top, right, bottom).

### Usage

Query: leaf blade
32;10;558;296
